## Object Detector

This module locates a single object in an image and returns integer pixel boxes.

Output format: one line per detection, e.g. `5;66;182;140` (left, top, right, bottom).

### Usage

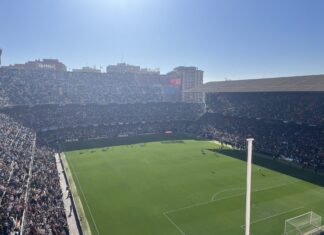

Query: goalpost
284;211;323;235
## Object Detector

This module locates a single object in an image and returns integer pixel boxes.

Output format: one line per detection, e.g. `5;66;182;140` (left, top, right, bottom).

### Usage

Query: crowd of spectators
197;113;324;170
1;91;320;172
0;114;68;235
206;92;324;126
0;68;166;107
22;147;68;235
0;114;35;234
2;103;203;131
203;92;324;169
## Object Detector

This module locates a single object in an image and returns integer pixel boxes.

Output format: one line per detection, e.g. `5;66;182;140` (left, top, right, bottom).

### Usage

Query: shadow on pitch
209;149;324;187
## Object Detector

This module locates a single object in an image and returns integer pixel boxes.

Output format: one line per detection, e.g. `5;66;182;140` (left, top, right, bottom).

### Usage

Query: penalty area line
163;180;303;235
240;206;305;229
211;179;300;202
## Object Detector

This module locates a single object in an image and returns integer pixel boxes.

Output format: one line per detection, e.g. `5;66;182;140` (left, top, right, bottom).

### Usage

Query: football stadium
1;1;324;234
0;61;323;235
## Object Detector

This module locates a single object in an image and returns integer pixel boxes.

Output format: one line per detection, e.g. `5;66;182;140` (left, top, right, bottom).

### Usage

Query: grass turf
65;139;324;235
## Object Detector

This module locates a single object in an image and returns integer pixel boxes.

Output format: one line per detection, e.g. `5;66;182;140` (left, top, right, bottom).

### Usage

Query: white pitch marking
65;154;101;235
163;180;300;235
211;187;245;201
165;180;300;216
163;212;186;235
212;179;300;201
240;206;305;228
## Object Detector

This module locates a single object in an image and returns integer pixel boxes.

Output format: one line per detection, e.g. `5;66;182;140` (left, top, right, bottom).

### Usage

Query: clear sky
0;0;323;81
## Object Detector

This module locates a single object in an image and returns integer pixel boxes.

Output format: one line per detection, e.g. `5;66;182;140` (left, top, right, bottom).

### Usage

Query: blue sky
0;0;323;81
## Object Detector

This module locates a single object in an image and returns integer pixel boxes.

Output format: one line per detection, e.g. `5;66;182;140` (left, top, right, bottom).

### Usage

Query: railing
58;152;84;235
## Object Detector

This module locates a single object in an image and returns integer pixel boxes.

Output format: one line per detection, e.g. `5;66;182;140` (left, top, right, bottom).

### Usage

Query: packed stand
22;147;68;235
0;114;35;235
206;92;324;126
0;113;68;235
2;103;204;131
0;68;165;107
198;113;324;171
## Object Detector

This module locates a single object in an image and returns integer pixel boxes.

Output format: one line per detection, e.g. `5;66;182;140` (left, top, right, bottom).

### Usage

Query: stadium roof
189;74;324;93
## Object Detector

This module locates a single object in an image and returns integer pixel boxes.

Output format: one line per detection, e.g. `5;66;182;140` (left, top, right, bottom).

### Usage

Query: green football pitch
64;139;324;235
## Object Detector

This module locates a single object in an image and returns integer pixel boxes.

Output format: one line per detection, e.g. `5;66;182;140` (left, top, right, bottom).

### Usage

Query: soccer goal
284;211;323;235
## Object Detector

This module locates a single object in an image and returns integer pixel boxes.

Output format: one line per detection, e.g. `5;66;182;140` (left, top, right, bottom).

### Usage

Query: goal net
284;211;323;235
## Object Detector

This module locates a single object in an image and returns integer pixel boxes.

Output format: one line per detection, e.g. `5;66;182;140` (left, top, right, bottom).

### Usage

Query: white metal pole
245;138;254;235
